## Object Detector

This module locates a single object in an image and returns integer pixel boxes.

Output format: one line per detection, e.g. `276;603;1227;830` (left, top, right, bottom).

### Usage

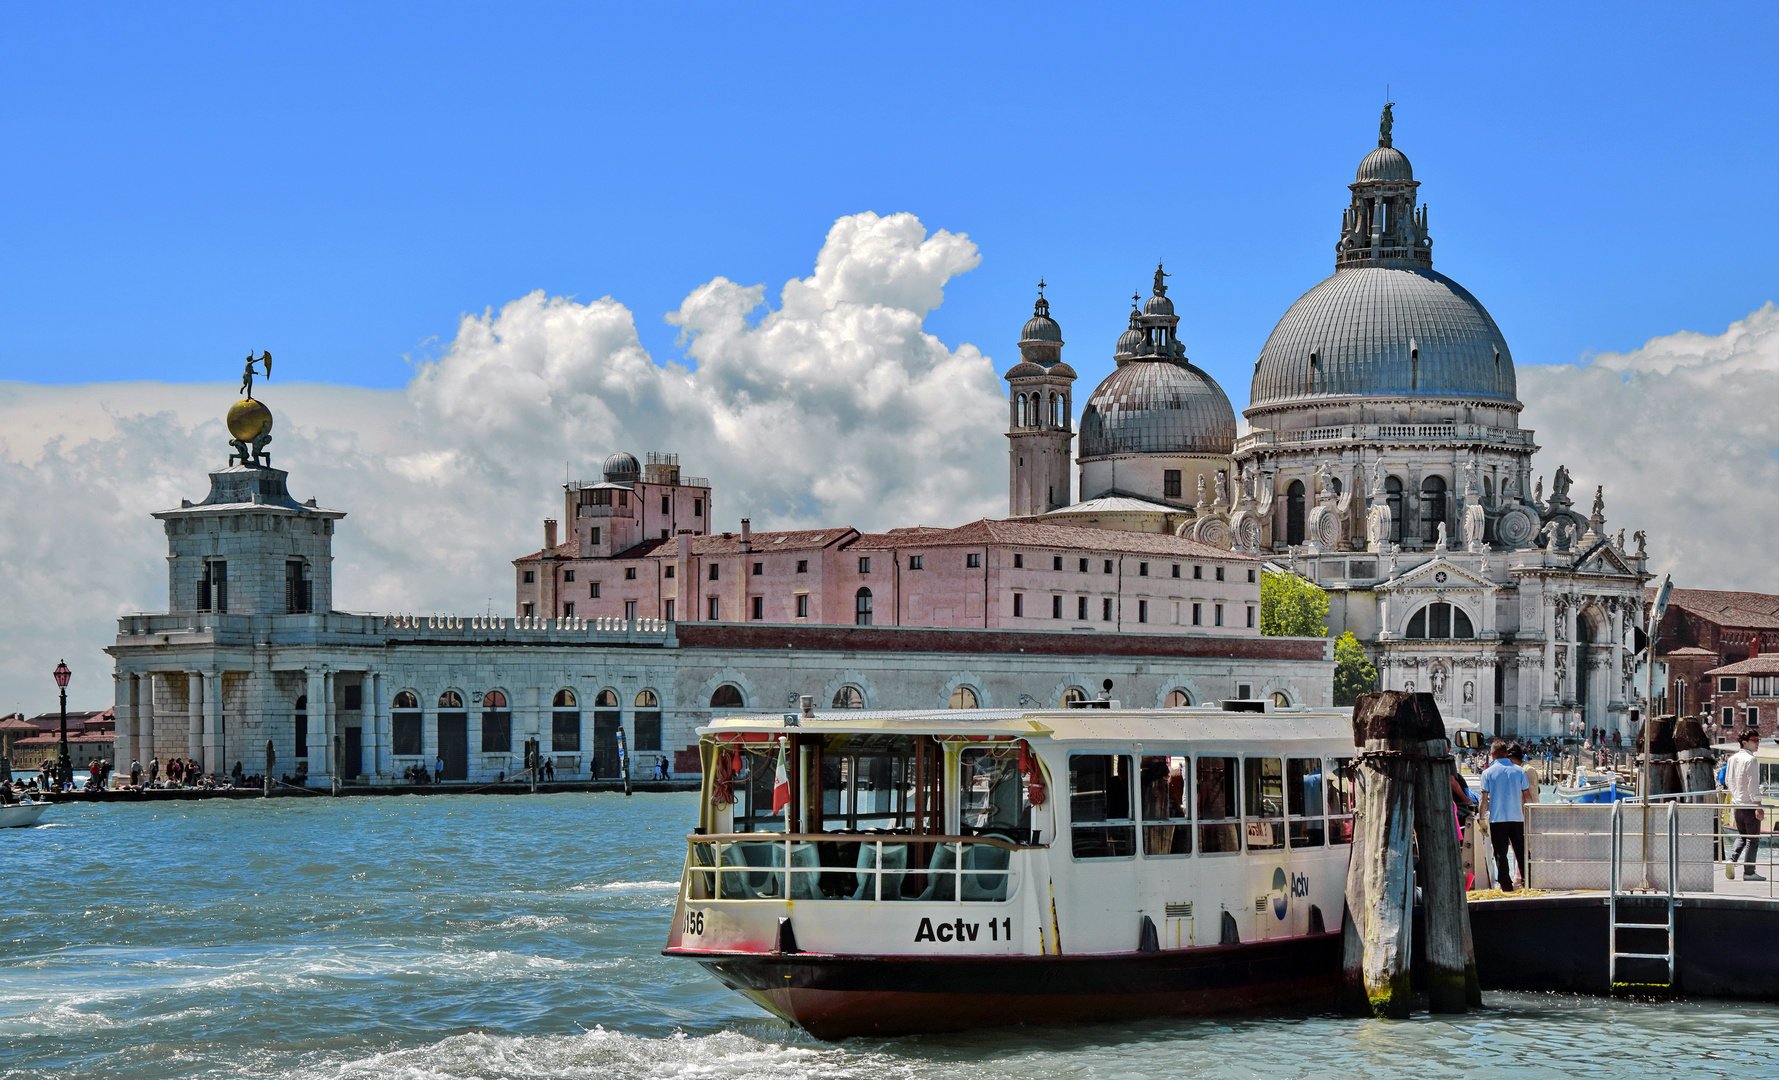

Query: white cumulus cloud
1517;303;1779;593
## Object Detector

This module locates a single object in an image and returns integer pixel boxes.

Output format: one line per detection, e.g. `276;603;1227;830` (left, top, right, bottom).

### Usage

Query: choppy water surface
3;793;1775;1079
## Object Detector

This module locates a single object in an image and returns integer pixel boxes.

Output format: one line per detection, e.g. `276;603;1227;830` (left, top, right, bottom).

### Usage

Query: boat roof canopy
700;706;1355;747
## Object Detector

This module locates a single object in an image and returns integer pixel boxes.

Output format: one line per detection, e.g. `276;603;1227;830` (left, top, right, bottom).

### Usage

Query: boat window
1326;757;1357;844
1196;756;1241;854
1140;754;1191;856
1069;753;1135;859
1244;757;1285;850
959;745;1032;840
1287;757;1325;848
726;744;787;833
811;733;936;834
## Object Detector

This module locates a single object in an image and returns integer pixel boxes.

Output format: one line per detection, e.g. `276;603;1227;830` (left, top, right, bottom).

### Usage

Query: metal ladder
1608;800;1679;992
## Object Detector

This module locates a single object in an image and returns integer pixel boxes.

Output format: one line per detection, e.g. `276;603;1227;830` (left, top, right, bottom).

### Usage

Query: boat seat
788;842;822;899
961;843;1011;902
719;839;783;899
850;841;908;900
914;843;958;902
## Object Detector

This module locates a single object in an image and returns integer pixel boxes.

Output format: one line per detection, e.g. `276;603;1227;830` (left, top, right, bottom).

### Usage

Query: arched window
392;691;422;756
1063;687;1089;707
949;685;979;709
1286;481;1306;545
1049;393;1060;427
294;694;309;760
1270;691;1291;708
854;587;873;626
594;689;618;708
1405;602;1474;640
481;689;511;753
1385;476;1404;544
552;689;581;754
1421;475;1447;543
439;690;463;709
1164;689;1191;708
1016;394;1027;428
832;685;864;709
392;691;418;710
633;689;662;753
710;684;745;708
635;689;658;709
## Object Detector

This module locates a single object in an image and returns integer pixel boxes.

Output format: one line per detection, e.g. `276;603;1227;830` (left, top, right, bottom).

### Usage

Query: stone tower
1005;285;1076;517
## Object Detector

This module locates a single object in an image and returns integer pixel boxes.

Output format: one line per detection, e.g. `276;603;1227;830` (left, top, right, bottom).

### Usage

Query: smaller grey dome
1022;314;1062;343
1142;293;1175;316
1116;326;1143;355
602;451;640;483
1005;361;1048;380
1357;145;1413;182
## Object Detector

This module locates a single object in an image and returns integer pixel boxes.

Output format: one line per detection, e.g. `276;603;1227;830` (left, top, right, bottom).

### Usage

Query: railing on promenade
1517;795;1774;897
684;833;1026;904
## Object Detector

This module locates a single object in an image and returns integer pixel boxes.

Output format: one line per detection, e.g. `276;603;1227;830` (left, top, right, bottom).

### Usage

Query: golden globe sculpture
227;397;274;443
230;350;276;466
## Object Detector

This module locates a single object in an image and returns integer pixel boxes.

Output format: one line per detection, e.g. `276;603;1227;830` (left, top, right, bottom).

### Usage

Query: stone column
139;673;156;767
1478;655;1497;734
186;671;203;764
201;671;221;777
306;667;329;785
114;673;135;774
370;672;387;779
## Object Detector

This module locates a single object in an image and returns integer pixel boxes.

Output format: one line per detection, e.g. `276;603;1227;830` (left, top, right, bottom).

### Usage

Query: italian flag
772;744;792;815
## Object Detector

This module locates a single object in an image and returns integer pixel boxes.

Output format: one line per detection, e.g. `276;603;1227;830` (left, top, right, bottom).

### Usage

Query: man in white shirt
1725;728;1765;880
1480;740;1533;891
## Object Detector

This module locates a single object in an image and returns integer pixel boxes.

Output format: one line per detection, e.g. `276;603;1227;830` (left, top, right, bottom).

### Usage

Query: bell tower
1006;283;1076;517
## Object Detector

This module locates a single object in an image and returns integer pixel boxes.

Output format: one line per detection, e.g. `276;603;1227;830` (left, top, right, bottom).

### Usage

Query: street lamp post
53;660;72;789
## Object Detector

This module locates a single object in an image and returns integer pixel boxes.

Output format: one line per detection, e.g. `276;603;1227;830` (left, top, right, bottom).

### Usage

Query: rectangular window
1138;599;1149;623
1248;568;1257;583
633;709;662;752
563;570;575;583
1102;597;1113;621
1069;753;1136;859
1141;754;1191;856
664;598;675;621
751;595;764;621
1287;757;1325;848
1748;706;1760;726
1139;562;1149;577
1247;606;1257;628
1192;603;1203;626
1720;677;1738;693
693;498;703;518
1077;596;1088;620
752;561;763;575
523;570;536;584
552;710;581;752
1052;595;1063;619
1164;469;1182;498
563;602;575;617
481;709;512;753
522;602;535;616
1171;564;1181;578
1103;560;1113;574
909;555;923;570
1215;566;1225;582
662;495;671;514
859;557;871;573
709;563;720;581
1014;553;1024;569
589;582;601;599
344;684;362;711
392;712;422;756
796;593;809;618
285;560;311;614
1013;592;1025;618
1196;756;1241;853
1193;565;1203;579
1724;706;1736;726
1079;558;1089;572
1327;757;1356;843
1237;683;1252;699
617;490;627;506
797;559;808;573
967;553;981;568
1053;555;1064;571
1215;604;1225;627
624;600;637;620
590;526;600;546
624;567;637;580
708;597;720;620
294;712;308;757
664;565;675;578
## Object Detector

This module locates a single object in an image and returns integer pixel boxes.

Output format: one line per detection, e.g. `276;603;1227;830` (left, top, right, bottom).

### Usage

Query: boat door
437;715;468;780
1054;750;1144;953
342;727;362;780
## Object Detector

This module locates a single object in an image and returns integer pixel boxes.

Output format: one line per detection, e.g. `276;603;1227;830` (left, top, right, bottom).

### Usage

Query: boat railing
684;832;1027;904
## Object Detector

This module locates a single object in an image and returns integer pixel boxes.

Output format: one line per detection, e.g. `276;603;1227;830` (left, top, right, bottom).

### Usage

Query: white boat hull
0;803;49;828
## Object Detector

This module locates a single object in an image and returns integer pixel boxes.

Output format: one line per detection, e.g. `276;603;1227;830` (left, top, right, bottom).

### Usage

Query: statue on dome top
1153;262;1169;296
240;351;272;400
1379;102;1395;148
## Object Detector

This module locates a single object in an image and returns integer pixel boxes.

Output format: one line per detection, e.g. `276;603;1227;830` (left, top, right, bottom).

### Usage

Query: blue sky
1;2;1772;412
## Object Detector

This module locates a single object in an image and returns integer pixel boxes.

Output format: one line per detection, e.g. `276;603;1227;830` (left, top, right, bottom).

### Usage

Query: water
4;793;1777;1080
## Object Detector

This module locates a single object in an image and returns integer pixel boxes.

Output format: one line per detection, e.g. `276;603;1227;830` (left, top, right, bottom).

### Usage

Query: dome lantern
1336;103;1432;271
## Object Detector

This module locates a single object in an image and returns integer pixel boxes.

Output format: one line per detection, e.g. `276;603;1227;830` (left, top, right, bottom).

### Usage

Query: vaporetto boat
664;702;1359;1037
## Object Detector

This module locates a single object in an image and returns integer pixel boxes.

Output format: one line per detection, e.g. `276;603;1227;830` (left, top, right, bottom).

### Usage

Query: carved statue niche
1435;521;1448;550
1463;681;1475;704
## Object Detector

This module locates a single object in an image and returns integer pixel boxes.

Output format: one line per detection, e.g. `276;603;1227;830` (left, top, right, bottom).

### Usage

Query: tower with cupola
1005;285;1077;517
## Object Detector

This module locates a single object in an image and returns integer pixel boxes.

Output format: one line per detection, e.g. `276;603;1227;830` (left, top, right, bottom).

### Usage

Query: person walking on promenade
435;754;445;784
130;759;143;789
1480;739;1532;891
147;756;160;786
1726;728;1766;881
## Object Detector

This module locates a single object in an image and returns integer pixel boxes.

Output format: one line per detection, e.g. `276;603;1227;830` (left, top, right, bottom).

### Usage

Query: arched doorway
1285;481;1306;546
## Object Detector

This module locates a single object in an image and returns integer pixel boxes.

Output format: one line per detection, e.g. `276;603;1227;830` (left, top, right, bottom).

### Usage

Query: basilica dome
1079;359;1236;458
1356;145;1413;182
1249;266;1516;408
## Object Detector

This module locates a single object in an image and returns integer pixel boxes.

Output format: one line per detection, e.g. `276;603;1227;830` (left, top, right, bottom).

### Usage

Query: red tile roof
1650;587;1779;627
519;528;861;564
1705;656;1779;676
851;518;1256;560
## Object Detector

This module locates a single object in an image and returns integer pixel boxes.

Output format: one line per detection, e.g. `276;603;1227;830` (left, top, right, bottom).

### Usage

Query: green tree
1260;569;1329;638
1333;631;1378;707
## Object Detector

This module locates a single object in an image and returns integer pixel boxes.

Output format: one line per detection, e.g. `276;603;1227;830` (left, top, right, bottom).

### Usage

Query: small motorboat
1555;769;1632;803
0;802;49;828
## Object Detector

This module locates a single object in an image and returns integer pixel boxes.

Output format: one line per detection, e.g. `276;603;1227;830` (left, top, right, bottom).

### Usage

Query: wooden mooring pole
263;740;274;798
1340;691;1479;1017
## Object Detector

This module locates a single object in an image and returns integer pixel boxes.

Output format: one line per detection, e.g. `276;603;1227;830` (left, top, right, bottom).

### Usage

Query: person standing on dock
1480;740;1532;891
1726;728;1765;881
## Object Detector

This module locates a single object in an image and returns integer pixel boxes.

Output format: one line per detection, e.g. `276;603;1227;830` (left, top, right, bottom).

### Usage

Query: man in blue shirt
1479;739;1532;891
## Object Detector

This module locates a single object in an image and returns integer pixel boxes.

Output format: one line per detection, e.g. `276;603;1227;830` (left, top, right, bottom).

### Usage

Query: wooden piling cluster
1673;717;1716;802
1340;691;1481;1018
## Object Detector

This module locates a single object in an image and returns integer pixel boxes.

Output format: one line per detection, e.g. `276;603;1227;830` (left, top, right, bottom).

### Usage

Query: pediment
1570;539;1639;578
1379;556;1495;593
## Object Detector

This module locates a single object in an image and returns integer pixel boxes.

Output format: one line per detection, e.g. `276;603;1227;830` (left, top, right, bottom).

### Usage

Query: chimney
1751;636;1761;660
800;694;815;719
740;517;752;553
544;518;558;552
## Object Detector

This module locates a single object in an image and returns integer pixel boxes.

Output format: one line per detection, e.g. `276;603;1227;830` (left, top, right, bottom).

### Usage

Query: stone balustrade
115;611;674;645
1235;422;1535;453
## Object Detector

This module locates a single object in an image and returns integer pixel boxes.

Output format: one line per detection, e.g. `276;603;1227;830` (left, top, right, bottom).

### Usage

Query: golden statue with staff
229;351;276;467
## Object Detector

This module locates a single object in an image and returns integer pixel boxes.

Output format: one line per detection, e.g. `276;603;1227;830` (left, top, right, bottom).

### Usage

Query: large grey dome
602;451;640;483
1249;266;1517;408
1080;359;1237;458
